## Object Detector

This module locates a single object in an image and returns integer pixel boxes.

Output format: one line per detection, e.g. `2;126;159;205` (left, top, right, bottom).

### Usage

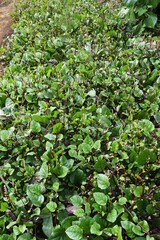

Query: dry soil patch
0;0;15;75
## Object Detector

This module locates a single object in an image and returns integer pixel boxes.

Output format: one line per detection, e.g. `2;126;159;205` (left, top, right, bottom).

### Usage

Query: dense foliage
122;0;160;33
0;0;160;239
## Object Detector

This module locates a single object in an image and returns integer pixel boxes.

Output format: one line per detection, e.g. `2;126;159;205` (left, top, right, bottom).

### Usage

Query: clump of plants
0;0;160;239
122;0;160;33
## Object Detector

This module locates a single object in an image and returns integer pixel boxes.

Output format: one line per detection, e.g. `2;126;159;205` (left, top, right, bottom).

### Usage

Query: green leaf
44;133;56;141
46;202;57;212
74;208;84;217
25;94;34;103
118;197;127;205
112;141;119;153
52;182;59;192
17;233;33;240
84;135;94;146
80;143;92;154
85;203;91;215
138;220;149;232
90;222;102;236
133;186;143;198
69;149;78;158
33;139;40;147
139;119;155;133
112;225;123;240
53;165;68;178
114;204;124;216
19;225;26;233
146;236;155;240
137;149;152;165
27;184;44;207
70;169;86;186
123;0;138;7
79;217;94;235
94;158;107;172
97;174;110;190
0;202;8;212
144;13;157;28
155;113;160;124
66;225;83;240
103;228;112;236
107;209;118;223
149;69;159;82
30;120;41;133
121;221;135;238
70;195;83;207
146;204;154;215
36;162;49;179
52;123;63;133
46;141;53;151
87;89;96;97
149;0;160;8
0;144;7;151
93;192;108;206
93;140;101;150
13;225;21;236
157;129;160;138
132;225;144;236
0;109;6;119
32;114;49;124
0;93;7;107
42;213;53;237
136;7;147;16
0;130;9;141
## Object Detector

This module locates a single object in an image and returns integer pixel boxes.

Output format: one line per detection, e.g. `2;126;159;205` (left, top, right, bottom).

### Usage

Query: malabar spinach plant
0;0;159;239
122;0;160;33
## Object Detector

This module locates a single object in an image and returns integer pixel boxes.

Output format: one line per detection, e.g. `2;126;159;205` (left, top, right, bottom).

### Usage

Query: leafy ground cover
121;0;160;34
0;0;160;239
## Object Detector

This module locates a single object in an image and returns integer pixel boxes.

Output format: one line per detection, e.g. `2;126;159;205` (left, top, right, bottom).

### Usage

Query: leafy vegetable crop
0;0;160;239
122;0;160;33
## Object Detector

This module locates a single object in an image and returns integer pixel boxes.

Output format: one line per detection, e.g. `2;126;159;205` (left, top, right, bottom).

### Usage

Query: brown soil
0;0;15;75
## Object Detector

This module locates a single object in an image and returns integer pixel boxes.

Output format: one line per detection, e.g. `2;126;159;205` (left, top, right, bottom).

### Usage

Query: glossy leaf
93;192;108;206
144;14;157;28
97;174;110;190
30;120;41;133
66;225;83;240
90;222;102;236
107;209;118;223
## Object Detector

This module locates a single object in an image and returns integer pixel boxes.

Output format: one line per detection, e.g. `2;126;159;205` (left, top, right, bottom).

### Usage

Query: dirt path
0;0;15;75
